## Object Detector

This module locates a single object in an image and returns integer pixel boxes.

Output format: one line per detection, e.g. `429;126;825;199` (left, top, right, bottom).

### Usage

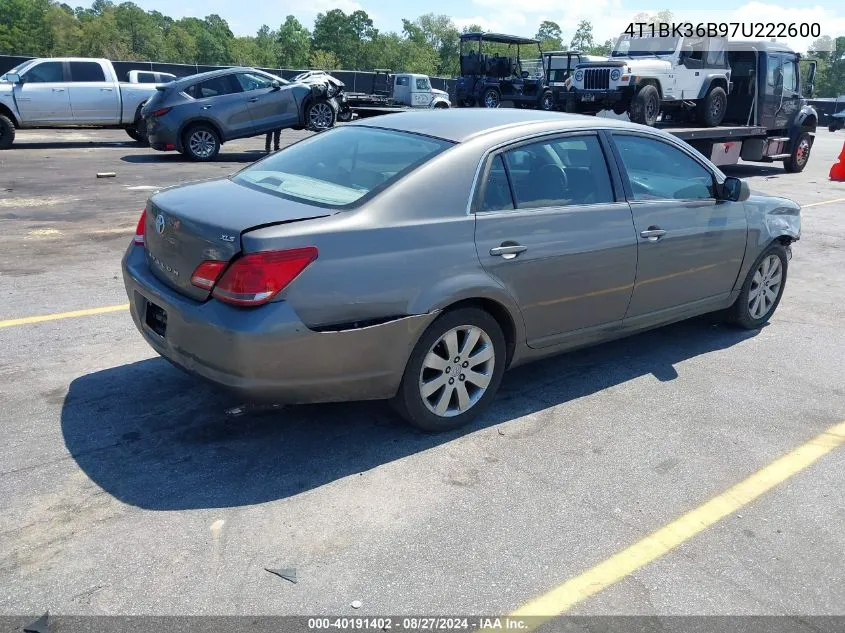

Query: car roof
171;66;256;85
729;40;797;54
351;109;640;143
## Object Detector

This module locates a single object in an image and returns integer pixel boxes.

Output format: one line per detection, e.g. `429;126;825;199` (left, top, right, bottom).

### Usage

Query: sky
131;0;845;53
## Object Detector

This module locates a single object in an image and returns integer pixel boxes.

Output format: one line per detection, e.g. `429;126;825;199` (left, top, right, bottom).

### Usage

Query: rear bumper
145;118;180;152
122;245;436;404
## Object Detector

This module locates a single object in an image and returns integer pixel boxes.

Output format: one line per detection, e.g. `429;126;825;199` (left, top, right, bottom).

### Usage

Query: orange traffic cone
831;142;845;181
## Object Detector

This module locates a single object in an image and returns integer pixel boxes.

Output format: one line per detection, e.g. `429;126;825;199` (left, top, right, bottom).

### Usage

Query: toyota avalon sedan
122;109;800;432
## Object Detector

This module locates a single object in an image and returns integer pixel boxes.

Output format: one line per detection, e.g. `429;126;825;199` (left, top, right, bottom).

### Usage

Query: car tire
482;88;501;109
783;132;811;173
183;124;220;161
726;242;789;330
390;307;507;432
307;100;336;131
830;124;837;133
540;90;554;111
698;86;727;127
630;84;660;126
0;114;16;150
127;116;149;145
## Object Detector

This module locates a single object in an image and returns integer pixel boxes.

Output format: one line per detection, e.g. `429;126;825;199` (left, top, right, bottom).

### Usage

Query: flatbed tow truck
344;69;451;119
569;40;819;172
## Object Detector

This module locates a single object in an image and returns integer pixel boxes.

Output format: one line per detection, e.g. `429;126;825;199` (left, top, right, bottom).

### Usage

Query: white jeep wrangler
566;34;731;127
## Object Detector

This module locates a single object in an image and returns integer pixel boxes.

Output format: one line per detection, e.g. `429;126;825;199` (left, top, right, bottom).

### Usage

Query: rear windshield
233;126;453;208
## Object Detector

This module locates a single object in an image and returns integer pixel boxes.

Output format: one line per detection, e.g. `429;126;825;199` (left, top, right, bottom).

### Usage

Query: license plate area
582;93;595;102
144;300;168;338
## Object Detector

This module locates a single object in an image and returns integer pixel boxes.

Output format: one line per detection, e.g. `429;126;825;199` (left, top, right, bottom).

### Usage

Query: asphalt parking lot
1;125;844;622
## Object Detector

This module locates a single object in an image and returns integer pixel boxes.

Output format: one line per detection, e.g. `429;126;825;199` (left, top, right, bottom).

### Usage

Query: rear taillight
210;247;318;306
134;208;146;245
150;107;171;117
190;260;227;290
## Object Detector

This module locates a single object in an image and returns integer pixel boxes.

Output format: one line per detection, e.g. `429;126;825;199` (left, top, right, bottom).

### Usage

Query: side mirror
722;176;750;202
4;72;21;83
271;80;281;91
521;71;529;79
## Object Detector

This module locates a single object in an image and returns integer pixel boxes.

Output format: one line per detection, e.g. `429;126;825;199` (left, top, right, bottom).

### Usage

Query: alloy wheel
485;91;500;108
796;138;810;167
189;130;216;159
748;254;783;319
418;325;495;417
309;102;334;130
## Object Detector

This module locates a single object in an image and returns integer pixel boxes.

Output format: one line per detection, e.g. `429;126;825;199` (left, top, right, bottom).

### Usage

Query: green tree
569;20;594;52
535;20;562;51
0;0;53;55
114;2;163;60
46;2;82;55
402;14;460;76
277;15;310;69
309;49;339;70
312;9;356;68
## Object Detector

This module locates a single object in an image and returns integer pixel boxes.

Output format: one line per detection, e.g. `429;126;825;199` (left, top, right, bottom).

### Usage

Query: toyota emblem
155;213;166;235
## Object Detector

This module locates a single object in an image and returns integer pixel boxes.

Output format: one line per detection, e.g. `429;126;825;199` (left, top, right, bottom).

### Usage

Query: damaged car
142;67;342;161
123;109;800;432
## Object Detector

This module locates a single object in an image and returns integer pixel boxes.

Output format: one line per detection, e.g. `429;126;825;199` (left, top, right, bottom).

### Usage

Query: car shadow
120;152;264;164
61;316;759;511
12;141;138;150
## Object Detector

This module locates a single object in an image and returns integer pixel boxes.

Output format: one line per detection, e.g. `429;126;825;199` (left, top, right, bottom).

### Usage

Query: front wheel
783;132;811;173
630;84;660;126
540;91;554;111
183;124;220;161
307;100;336;131
726;243;788;329
391;308;506;432
483;88;501;109
0;114;15;149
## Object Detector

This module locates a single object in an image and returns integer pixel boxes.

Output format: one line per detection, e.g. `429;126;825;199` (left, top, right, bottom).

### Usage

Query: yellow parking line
507;420;845;626
803;197;845;208
0;304;129;329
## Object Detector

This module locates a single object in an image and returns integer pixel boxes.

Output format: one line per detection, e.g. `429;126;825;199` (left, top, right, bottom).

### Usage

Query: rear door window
500;134;615;209
185;74;242;99
69;61;106;82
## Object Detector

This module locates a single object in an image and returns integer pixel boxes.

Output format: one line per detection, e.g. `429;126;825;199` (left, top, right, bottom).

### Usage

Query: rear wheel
698;85;727;127
391;308;506;432
726;243;788;329
783;132;811;173
307;100;336;131
540;90;554;111
0;114;15;149
183;124;220;161
630;84;660;126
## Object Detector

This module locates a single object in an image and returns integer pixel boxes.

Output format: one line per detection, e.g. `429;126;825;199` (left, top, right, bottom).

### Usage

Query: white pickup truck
0;57;159;149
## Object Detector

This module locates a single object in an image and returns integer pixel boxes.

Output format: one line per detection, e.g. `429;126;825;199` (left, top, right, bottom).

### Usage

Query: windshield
0;61;34;81
612;35;679;57
233;126;453;208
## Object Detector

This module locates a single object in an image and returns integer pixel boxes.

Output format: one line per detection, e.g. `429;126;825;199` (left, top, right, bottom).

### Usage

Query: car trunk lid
143;178;332;301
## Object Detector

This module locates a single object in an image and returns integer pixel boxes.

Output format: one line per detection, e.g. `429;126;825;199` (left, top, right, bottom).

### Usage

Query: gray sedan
122;109;800;431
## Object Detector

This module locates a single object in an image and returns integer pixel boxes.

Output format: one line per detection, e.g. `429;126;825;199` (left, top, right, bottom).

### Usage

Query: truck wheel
630;85;660;126
307;100;336;131
183;124;220;161
0;114;15;150
783;132;811;173
126;117;148;145
540;91;554;111
829;124;836;133
483;88;501;109
698;86;727;127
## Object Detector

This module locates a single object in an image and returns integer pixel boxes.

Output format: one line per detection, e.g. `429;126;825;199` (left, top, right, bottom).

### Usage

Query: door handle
490;244;528;259
52;88;65;92
100;88;113;92
248;97;259;103
201;105;212;110
640;227;667;241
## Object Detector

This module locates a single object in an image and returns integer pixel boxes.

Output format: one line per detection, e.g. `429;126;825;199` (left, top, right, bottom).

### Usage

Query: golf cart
455;32;550;109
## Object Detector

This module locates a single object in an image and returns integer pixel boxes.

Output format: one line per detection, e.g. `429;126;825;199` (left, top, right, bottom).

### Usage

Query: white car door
16;61;72;123
67;60;120;124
